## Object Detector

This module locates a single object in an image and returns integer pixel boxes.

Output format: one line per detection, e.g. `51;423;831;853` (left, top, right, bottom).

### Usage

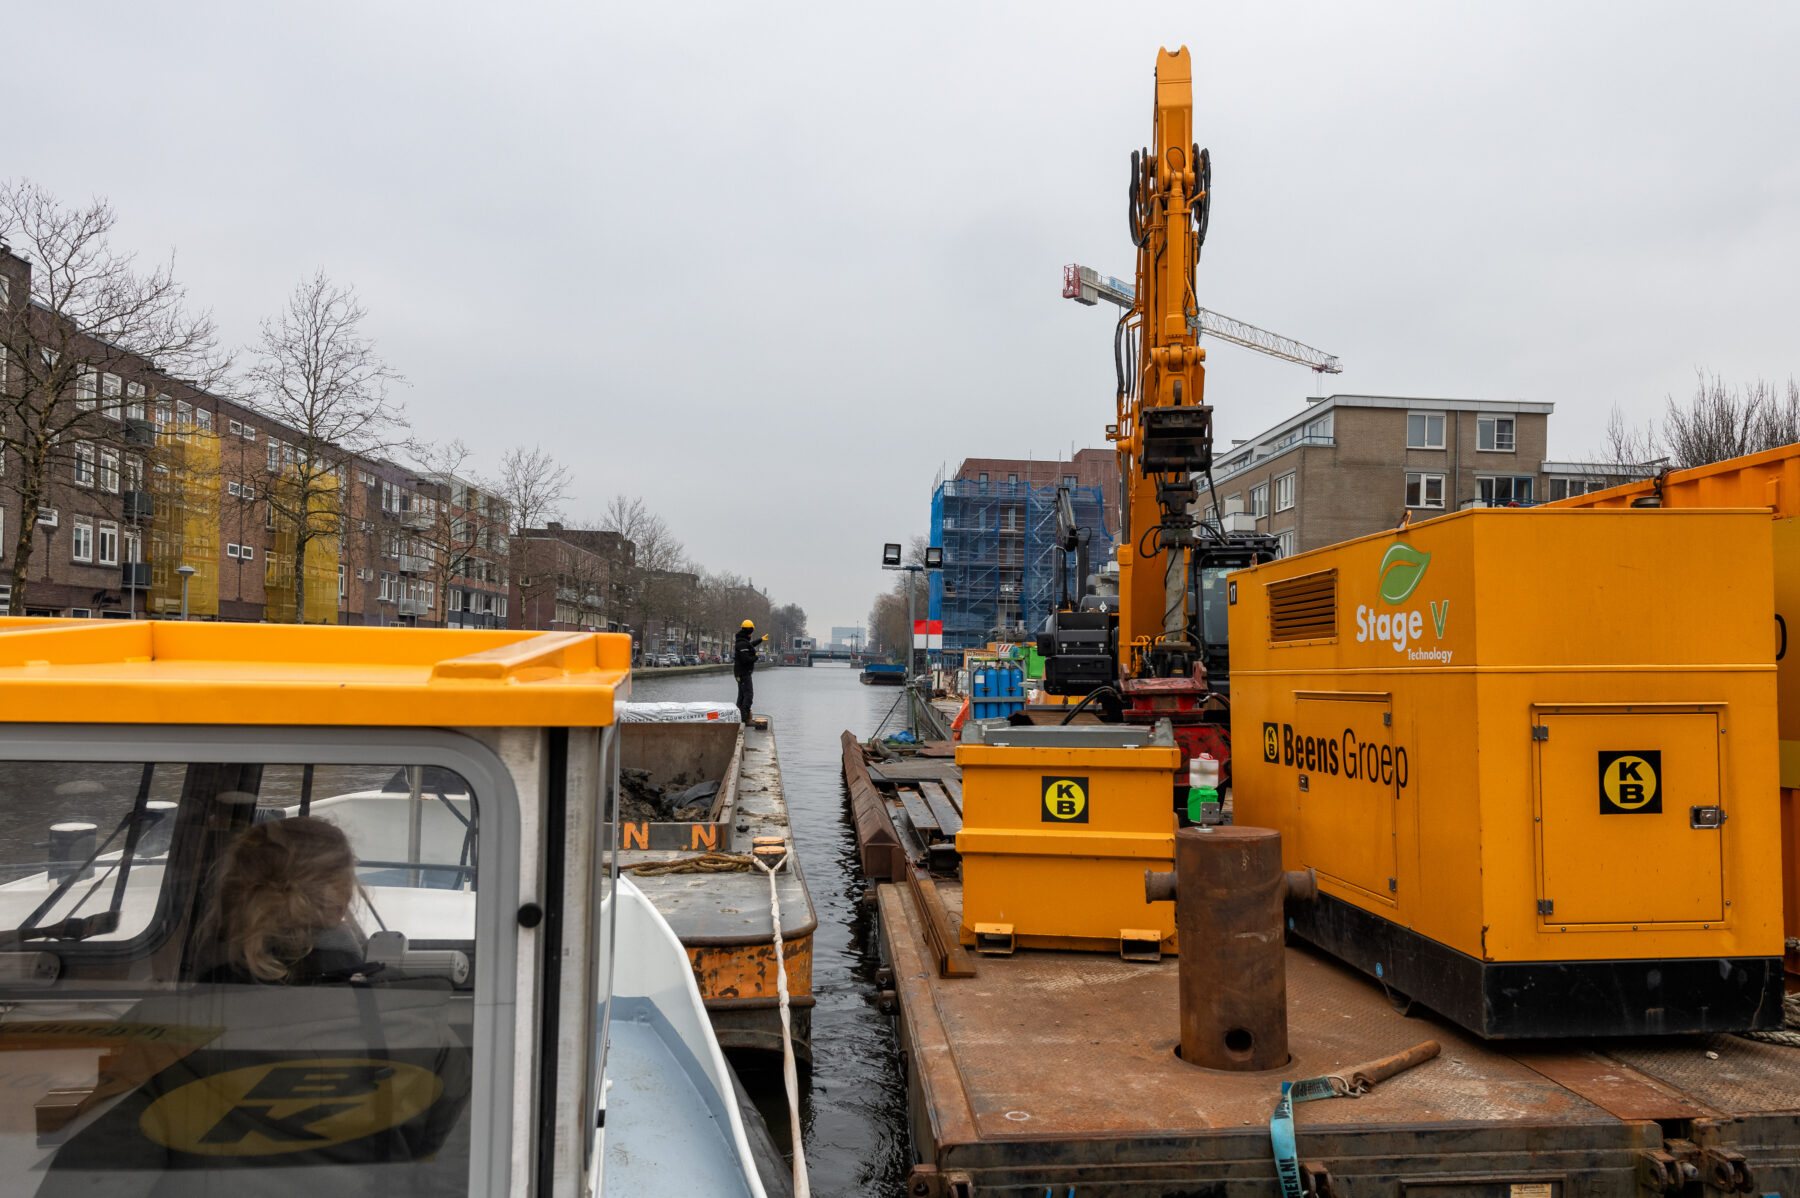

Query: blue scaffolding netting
929;478;1114;655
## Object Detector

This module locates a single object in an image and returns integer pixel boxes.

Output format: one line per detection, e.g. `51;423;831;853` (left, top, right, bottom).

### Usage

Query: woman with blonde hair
203;815;366;984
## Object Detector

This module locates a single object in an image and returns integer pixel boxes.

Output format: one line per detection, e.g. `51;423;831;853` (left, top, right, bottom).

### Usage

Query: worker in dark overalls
733;619;767;723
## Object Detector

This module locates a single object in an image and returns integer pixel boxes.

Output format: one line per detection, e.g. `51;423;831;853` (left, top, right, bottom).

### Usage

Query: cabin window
0;750;486;1193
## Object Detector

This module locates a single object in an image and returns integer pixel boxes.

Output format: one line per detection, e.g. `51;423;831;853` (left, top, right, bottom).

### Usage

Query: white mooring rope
757;852;810;1198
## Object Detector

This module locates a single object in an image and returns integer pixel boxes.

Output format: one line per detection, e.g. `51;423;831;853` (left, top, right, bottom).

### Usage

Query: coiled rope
626;851;753;876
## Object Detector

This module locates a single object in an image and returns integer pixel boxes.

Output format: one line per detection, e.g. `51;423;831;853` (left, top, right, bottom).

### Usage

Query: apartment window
1477;475;1534;505
99;449;120;493
1305;415;1332;440
449;589;464;612
97;522;118;566
1405;472;1446;509
125;382;146;422
195;408;212;431
268;440;281;471
125;455;144;491
1249;483;1269;518
1406;412;1445;449
1477;415;1516;452
228;481;241;497
1274;472;1295;512
1062;475;1077;488
74;367;98;411
124;529;140;563
101;373;122;416
37;507;58;528
71;518;93;563
242;483;254;501
240;544;254;561
338;563;346;597
1548;477;1606;501
1275;529;1295;558
229;419;242;435
176;400;193;428
70;608;92;619
226;543;240;558
1007;473;1018;484
73;442;96;487
155;396;171;431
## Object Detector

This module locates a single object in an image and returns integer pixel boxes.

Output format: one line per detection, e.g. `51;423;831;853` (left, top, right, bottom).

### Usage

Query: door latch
1531;725;1549;741
1690;806;1727;829
1537;899;1554;916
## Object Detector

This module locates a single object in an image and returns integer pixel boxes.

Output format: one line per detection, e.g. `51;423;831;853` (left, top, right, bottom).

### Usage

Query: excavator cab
1189;532;1279;700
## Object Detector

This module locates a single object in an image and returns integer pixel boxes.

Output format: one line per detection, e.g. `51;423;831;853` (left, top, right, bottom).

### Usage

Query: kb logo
1041;776;1089;823
1263;722;1281;763
1599;750;1661;814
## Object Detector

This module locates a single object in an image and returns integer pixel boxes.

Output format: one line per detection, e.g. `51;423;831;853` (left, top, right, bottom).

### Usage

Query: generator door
1294;695;1399;909
1535;711;1725;925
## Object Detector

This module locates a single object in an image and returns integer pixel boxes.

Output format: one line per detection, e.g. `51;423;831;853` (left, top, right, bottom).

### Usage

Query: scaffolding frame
929;478;1113;655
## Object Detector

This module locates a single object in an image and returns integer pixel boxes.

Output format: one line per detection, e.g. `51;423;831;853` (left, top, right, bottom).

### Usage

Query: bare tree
409;440;508;621
600;494;686;640
497;445;571;537
244;272;407;622
496;444;570;626
0;181;225;610
1602;372;1800;474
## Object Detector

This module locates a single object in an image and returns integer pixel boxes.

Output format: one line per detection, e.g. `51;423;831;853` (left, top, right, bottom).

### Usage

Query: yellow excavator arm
1113;46;1212;677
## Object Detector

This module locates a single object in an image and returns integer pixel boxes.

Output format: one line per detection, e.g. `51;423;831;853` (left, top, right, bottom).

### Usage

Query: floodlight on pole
881;543;902;567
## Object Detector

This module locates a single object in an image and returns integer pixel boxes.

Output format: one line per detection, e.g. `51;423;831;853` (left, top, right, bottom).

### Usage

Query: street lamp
881;542;943;735
175;564;196;622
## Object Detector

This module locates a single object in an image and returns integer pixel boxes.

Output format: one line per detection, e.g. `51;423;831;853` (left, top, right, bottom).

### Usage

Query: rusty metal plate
1508;1051;1717;1121
899;880;1612;1143
1602;1035;1800;1115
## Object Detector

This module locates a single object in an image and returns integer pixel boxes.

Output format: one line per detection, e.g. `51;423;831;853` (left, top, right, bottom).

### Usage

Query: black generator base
1288;892;1785;1039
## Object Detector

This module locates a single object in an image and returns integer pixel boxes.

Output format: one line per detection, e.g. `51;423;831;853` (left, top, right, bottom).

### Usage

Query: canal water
633;662;914;1198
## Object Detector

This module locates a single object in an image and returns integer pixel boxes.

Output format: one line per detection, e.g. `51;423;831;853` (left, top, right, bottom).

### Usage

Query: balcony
397;597;429;617
122;490;154;520
120;562;151;590
396;509;433;531
123;419;156;448
398;553;433;575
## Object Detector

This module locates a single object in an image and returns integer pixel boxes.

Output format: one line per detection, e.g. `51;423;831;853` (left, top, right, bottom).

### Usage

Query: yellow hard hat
741;619;755;629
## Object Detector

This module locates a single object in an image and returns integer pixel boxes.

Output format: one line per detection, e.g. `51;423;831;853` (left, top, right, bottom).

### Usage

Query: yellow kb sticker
1599;750;1661;815
1041;776;1089;823
140;1058;442;1155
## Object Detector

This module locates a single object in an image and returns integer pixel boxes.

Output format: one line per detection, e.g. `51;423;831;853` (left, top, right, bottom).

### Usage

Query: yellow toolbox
1231;506;1784;1037
955;723;1180;957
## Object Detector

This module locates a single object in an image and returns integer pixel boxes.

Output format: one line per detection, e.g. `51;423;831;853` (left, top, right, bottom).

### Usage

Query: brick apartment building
0;245;518;625
1202;394;1640;556
511;523;635;633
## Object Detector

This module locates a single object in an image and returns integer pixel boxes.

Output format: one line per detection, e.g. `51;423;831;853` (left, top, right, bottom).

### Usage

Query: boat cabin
0;621;663;1198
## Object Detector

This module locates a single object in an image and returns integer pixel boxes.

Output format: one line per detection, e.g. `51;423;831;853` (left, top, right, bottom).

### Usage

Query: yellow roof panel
0;621;630;726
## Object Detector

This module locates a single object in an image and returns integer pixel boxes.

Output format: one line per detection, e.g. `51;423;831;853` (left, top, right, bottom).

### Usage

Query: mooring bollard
1145;825;1316;1071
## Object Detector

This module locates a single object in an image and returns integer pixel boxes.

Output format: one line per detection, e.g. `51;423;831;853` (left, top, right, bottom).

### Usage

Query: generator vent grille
1268;569;1338;643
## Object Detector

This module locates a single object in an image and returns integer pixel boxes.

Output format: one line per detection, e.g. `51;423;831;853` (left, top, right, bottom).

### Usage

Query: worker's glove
760;635;769;643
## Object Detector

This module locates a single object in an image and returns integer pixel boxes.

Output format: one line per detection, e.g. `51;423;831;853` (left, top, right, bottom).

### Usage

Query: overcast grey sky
9;3;1798;633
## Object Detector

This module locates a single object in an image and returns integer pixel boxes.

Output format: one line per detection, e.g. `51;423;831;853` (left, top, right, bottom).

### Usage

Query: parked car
661;653;681;668
682;654;699;666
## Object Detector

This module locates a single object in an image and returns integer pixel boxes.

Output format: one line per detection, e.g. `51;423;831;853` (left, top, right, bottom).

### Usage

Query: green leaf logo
1377;543;1431;605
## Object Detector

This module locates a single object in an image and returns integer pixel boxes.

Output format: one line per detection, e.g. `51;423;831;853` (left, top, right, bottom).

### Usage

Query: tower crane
1062;264;1342;374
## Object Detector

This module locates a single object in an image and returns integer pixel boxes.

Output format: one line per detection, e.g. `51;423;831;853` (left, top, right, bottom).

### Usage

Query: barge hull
876;879;1800;1198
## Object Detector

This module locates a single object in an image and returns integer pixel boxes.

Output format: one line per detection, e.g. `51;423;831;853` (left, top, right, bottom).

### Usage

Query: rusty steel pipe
1144;826;1315;1071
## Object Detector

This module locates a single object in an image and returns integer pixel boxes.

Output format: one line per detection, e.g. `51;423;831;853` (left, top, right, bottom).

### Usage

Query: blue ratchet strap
1271;1076;1343;1198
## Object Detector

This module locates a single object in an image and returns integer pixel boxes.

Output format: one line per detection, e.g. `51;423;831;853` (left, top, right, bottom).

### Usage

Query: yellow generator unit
1550;444;1800;980
1231;507;1785;1038
955;723;1180;958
